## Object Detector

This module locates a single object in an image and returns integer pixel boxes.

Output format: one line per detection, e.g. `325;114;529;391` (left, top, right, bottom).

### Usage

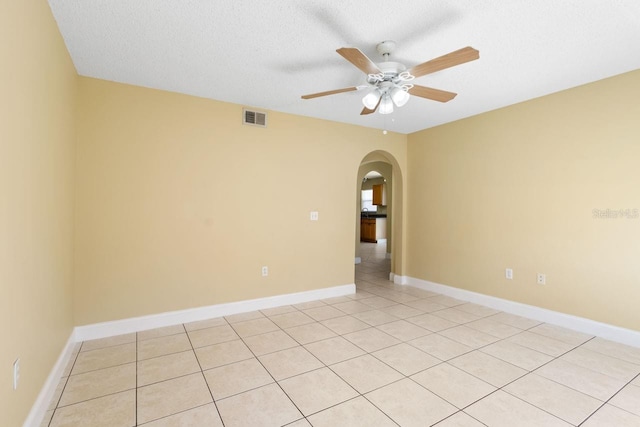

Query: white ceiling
48;1;640;134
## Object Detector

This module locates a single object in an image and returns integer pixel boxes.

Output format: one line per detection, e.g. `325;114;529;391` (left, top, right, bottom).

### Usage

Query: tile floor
42;243;640;426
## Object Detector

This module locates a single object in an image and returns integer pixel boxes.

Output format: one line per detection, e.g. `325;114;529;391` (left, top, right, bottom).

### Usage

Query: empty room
2;1;640;426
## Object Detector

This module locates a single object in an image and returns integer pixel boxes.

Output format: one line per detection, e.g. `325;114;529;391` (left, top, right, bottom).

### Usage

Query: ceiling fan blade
336;47;382;75
301;86;359;99
409;85;457;102
360;98;381;115
407;46;479;78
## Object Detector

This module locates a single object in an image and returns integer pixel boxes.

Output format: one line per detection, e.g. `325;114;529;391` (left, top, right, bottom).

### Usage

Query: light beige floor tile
432;308;481;324
307;396;396;427
366;378;457;426
284;322;336;345
581;337;640;365
203;358;273;400
81;333;136;352
321;295;353;305
449;351;526;387
465;390;571;427
376;319;431;341
454;303;500;318
242;330;298;356
304;336;366;365
320;315;370;335
372;343;440;376
352;309;399;326
561;347;640;381
609;384;640;416
507;331;575;357
465;318;522;339
216;383;301;427
195;339;254;370
48;377;67;410
333;300;377;314
409;333;473;361
60;354;77;377
230;317;279;338
486;312;541;330
72;342;136;374
535;358;627;401
259;346;323;380
504;373;602;425
433;411;486;426
50;390;135;427
218;383;303;427
138;333;192;360
142;403;223;427
380;304;424;319
406;313;459;332
402;288;438;299
301;305;346;321
286;419;312;427
260;305;297;316
137;350;200;386
60;363;135;406
634;376;640;386
404;299;449;313
428;295;466;308
330;354;403;393
187;324;239;348
412;363;496;409
279;367;358;416
359;296;397;309
183;317;228;331
480;340;553;371
343;328;400;352
137;373;213;424
346;290;376;300
224;311;265;324
439;326;501;349
582;403;640;427
269;311;315;329
137;324;186;341
528;323;593;346
40;409;54;427
293;300;326;310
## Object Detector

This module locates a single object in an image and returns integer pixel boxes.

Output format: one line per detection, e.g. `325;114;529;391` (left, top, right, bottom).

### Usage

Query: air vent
243;108;267;127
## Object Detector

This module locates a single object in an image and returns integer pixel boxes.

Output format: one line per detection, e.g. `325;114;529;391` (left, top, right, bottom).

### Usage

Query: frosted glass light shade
362;90;381;110
390;86;410;107
379;96;394;114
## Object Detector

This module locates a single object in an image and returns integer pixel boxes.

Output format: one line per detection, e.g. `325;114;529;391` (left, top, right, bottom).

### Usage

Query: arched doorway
354;151;405;285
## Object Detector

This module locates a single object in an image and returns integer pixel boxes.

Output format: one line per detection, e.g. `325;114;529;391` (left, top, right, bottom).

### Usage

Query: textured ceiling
48;0;640;134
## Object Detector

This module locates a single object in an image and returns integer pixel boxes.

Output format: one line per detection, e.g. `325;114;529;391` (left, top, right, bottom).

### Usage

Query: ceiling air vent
243;108;267;128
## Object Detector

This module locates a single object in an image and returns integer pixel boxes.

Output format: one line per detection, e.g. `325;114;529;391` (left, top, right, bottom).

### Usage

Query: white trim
406;277;640;349
377;238;387;244
23;332;77;427
74;283;355;342
354;257;362;264
393;275;409;285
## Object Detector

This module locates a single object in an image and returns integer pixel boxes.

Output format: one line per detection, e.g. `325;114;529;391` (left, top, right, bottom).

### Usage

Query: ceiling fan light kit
302;41;479;116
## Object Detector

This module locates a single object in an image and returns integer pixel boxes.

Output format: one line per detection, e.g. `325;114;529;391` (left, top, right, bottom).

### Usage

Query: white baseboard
75;283;355;342
377;239;387;244
406;276;640;349
354;257;362;264
393;275;409;285
23;331;77;427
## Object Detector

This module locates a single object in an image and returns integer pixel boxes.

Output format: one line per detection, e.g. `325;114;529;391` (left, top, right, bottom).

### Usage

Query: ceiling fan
301;41;479;115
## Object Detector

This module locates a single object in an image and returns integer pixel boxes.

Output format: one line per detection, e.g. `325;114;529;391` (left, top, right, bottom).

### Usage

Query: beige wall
75;78;407;325
407;70;640;331
0;1;77;425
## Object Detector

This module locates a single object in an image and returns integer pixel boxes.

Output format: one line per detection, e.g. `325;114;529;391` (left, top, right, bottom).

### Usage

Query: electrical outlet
261;266;268;277
537;273;546;285
505;268;513;280
13;358;20;390
310;211;319;221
